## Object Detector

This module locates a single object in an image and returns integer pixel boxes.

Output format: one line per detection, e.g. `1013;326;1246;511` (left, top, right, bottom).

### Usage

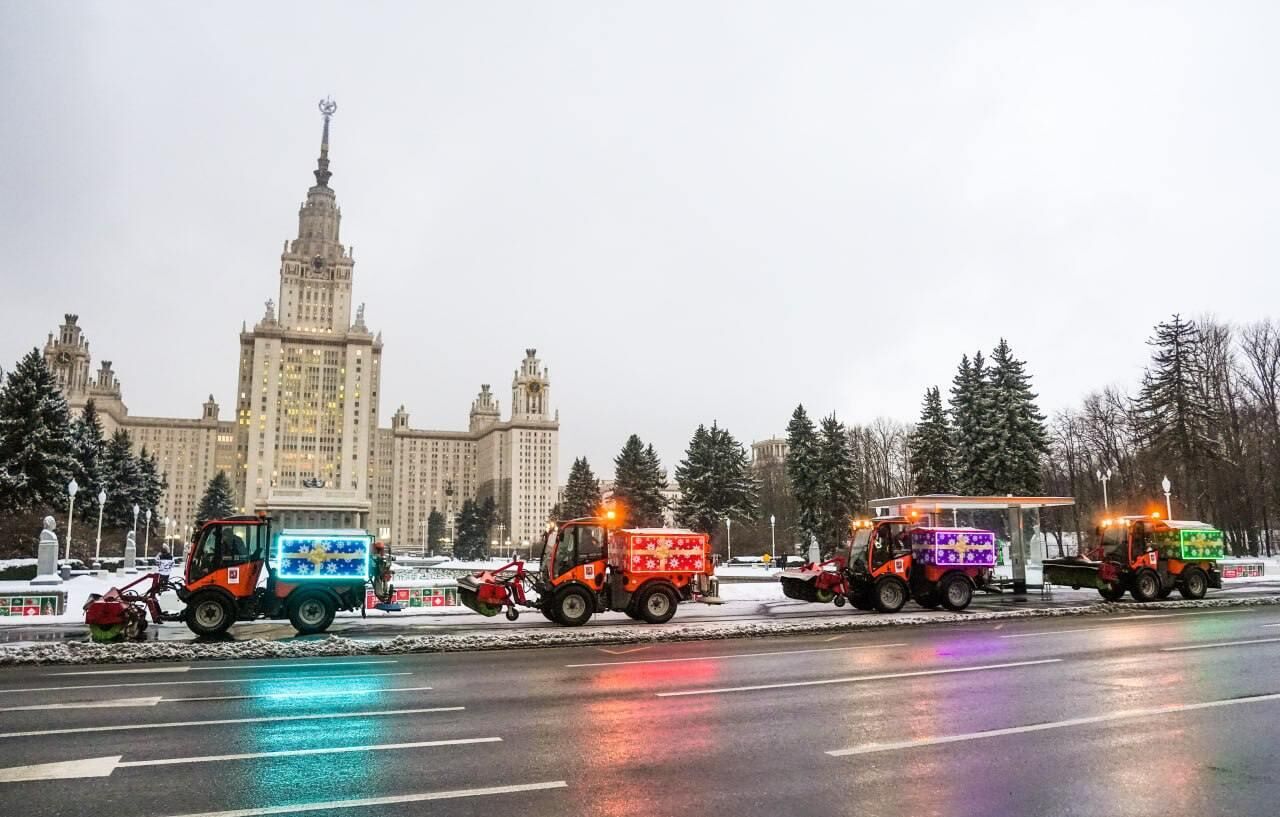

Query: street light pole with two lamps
1096;468;1112;513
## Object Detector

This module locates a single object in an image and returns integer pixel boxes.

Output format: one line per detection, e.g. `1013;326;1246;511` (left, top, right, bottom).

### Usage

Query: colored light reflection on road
238;672;397;810
571;658;723;817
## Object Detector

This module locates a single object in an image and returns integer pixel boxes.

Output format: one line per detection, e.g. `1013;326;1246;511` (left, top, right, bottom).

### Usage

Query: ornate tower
511;349;551;421
235;99;382;529
275;97;357;334
469;385;500;432
43;314;92;398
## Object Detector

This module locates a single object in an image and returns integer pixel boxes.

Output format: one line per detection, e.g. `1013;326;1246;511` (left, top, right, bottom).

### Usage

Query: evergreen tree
986;339;1050;494
137;447;167;535
100;429;143;527
561;457;602;519
949;352;995;494
195;470;236;528
1137;315;1218;468
0;349;76;512
674;422;759;535
909;386;954;494
452;499;487;560
70;399;106;517
613;434;668;526
785;405;822;547
426;509;446;553
815;414;858;552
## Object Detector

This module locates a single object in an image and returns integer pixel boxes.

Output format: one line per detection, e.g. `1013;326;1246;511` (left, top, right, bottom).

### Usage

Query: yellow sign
762;553;772;563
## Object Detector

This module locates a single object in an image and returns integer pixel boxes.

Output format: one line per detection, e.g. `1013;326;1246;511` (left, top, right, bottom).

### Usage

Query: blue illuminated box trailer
272;530;373;582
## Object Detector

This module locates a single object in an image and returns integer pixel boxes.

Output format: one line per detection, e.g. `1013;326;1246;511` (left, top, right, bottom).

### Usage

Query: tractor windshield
849;528;872;564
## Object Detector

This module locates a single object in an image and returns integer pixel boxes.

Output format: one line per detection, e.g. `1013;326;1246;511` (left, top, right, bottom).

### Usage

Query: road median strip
3;596;1279;666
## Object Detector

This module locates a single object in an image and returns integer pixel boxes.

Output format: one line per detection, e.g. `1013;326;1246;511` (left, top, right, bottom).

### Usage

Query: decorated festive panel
0;593;64;616
1152;526;1224;561
910;528;997;567
615;533;708;574
365;585;459;609
275;532;371;581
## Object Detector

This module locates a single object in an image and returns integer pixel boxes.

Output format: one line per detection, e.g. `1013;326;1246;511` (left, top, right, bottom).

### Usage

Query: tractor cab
184;515;271;598
849;517;914;578
538;518;610;590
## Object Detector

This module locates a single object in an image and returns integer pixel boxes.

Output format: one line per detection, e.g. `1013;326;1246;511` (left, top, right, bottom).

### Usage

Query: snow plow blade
456;572;504;617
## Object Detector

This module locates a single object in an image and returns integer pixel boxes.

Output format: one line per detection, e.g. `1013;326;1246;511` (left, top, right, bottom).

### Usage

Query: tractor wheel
636;584;678;624
1179;568;1209;600
623;598;643;620
848;592;874;611
833;594;846;607
872;577;908;613
913;593;941;610
940;575;974;612
539;604;558;623
288;593;336;635
554;586;594;627
1097;583;1125;602
186;591;234;637
1130;569;1161;603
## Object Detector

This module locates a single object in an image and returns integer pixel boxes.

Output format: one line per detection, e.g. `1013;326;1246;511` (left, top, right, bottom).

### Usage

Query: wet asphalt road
1;606;1279;817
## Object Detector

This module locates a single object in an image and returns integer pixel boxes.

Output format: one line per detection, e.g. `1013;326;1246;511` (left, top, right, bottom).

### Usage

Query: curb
3;595;1280;666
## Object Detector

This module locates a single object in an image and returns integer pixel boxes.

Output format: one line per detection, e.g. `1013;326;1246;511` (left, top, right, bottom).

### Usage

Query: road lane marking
567;643;908;668
656;659;1062;697
0;738;502;783
0;671;413;695
49;659;398;677
1105;610;1252;621
1161;637;1280;652
823;634;848;642
597;647;653;655
154;781;569;817
1000;627;1110;639
0;696;161;712
49;667;191;676
0;706;464;739
825;691;1280;756
167;685;433;703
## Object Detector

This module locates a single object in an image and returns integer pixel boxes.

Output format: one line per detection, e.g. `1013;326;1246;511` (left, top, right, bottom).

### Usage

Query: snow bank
5;595;1279;666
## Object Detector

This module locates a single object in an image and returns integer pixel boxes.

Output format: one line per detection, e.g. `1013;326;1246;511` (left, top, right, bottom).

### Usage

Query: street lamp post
1096;468;1112;513
144;509;152;558
1162;475;1173;519
725;517;733;562
769;514;776;562
95;490;106;566
65;479;79;562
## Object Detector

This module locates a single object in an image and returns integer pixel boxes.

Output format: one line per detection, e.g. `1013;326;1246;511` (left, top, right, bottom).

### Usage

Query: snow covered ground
5;593;1280;665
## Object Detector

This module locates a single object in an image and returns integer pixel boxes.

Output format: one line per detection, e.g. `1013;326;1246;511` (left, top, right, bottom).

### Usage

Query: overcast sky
3;1;1279;481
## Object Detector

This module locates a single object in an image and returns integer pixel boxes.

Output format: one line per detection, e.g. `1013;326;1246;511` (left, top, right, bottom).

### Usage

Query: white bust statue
39;515;57;546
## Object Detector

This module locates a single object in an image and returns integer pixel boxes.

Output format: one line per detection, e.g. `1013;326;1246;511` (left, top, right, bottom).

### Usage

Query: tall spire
314;97;337;187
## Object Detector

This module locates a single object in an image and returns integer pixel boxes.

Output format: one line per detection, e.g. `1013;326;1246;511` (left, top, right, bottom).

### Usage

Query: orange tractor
457;516;722;626
780;517;997;612
1044;514;1224;601
85;514;396;640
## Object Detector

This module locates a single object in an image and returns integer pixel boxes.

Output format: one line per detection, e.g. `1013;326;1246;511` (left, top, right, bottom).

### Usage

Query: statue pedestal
32;524;62;585
124;531;138;573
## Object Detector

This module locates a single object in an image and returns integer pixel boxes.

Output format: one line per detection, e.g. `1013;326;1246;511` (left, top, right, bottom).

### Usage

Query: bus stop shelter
867;495;1077;596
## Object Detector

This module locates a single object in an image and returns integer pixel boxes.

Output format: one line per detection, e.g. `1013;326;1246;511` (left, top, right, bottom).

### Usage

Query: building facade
40;100;559;549
44;317;236;538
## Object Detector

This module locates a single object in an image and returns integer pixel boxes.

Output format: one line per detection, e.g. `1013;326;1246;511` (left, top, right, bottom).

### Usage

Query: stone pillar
1009;506;1027;598
32;516;63;585
124;531;138;574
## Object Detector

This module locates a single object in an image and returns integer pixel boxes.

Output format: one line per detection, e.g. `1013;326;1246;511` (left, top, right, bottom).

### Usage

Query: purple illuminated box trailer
910;528;997;567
